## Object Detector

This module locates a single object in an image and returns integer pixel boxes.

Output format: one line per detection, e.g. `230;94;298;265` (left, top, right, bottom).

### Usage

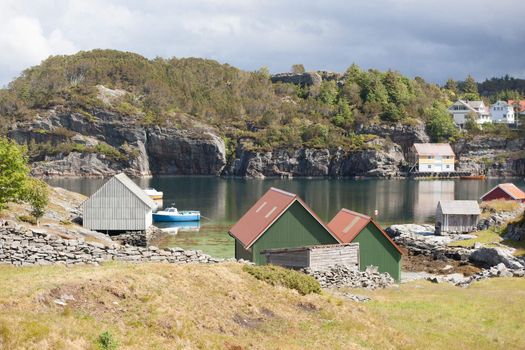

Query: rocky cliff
8;107;227;178
8;106;525;178
453;136;525;177
225;138;405;178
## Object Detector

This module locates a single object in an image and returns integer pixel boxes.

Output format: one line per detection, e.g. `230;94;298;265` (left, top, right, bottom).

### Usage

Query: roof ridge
269;187;296;197
340;208;371;219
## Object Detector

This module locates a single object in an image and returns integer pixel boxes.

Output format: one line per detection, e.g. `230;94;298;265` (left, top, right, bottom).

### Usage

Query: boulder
469;247;524;269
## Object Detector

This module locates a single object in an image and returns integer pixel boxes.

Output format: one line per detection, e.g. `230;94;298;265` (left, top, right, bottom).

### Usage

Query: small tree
0;137;30;210
425;103;458;141
464;112;481;132
291;64;305;74
23;178;49;225
463;74;478;94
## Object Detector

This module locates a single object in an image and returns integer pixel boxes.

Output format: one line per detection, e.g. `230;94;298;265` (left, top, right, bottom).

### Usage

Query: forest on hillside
0;50;522;151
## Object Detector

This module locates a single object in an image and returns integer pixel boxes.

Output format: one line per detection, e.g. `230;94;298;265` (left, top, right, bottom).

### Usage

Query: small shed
82;173;157;232
228;187;341;265
327;209;403;282
480;183;525;203
436;200;481;233
262;243;360;270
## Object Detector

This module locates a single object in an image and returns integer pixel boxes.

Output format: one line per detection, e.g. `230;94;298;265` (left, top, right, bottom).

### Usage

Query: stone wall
0;222;221;266
303;265;394;289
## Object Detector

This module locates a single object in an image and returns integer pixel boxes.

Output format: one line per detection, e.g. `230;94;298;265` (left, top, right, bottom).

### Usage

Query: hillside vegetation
0;49;458;150
1;262;525;349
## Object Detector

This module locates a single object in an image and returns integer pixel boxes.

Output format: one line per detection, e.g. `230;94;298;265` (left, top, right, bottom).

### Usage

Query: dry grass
1;263;525;349
0;262;400;350
480;200;522;219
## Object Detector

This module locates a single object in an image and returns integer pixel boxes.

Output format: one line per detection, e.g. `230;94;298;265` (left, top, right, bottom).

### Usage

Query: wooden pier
409;171;471;179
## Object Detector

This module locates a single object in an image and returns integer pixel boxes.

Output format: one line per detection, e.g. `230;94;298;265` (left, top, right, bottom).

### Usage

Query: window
428;165;431;169
446;165;450;169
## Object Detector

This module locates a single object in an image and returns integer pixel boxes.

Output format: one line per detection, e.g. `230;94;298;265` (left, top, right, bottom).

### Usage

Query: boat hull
460;175;486;180
153;214;200;222
148;195;163;200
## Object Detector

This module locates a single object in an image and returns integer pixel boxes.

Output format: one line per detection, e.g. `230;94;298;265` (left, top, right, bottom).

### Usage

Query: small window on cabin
428;165;431;169
446;165;450;169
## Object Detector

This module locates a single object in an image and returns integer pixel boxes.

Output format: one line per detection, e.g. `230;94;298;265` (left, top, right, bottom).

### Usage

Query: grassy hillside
1;262;525;349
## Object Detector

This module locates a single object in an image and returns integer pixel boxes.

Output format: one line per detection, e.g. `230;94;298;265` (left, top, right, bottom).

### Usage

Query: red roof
327;208;404;255
482;183;525;201
229;187;340;249
508;100;525;112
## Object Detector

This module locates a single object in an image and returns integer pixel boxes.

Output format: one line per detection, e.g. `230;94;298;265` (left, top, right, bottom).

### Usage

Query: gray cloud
1;0;524;86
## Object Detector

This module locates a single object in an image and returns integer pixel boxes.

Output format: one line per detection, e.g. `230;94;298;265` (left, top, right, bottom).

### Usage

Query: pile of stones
429;263;525;287
477;204;524;230
303;265;394;289
0;221;221;266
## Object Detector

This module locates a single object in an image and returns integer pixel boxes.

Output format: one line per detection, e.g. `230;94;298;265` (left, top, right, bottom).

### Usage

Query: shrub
18;215;37;225
243;264;321;295
98;331;118;350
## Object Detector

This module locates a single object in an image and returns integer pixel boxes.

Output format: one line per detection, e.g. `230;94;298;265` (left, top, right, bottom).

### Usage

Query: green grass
355;278;525;350
448;228;503;248
1;262;525;349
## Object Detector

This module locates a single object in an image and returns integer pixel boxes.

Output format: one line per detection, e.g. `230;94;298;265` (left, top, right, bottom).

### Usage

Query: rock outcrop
226;138;405;178
454;136;525;177
270;72;322;87
357;123;430;154
9;108;226;178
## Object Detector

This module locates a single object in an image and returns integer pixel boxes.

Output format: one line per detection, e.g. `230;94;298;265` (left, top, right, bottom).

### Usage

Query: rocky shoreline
0;221;221;266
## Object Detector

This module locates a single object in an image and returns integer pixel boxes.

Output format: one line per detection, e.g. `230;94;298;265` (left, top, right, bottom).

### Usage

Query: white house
409;143;455;172
82;173;157;232
490;100;515;124
448;100;491;128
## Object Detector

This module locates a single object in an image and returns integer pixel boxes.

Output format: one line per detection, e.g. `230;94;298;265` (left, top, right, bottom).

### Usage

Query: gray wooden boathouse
81;173;157;232
436;200;481;233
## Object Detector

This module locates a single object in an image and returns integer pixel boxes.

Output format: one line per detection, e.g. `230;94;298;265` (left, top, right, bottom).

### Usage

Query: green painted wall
352;223;402;282
235;240;253;261
251;201;338;265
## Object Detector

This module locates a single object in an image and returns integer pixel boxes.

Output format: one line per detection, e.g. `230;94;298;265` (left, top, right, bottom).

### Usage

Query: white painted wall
490;101;515;124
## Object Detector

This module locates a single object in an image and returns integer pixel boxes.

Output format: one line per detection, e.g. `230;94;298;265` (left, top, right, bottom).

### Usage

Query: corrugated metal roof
413;143;455;156
482;183;525;200
229;187;341;249
438;200;481;215
327;208;403;254
114;173;157;209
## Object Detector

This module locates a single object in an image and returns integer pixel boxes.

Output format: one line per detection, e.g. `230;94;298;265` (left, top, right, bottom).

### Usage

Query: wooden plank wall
82;177;150;231
309;244;359;270
265;250;309;268
263;243;359;270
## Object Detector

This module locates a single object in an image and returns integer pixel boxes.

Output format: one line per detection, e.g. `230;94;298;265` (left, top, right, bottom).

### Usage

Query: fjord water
46;177;525;258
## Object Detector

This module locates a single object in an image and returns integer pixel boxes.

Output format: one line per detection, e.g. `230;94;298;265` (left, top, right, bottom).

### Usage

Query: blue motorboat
153;207;200;222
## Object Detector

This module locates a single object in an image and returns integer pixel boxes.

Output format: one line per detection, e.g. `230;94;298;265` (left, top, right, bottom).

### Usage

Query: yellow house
410;143;455;172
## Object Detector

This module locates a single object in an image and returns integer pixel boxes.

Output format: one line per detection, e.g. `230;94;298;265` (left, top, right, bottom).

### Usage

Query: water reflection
155;221;201;234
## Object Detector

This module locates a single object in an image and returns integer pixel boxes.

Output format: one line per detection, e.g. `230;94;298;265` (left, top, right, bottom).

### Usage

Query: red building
480;183;525;203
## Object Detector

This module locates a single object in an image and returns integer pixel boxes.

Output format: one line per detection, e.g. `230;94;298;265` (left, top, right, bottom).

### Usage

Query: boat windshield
165;208;179;213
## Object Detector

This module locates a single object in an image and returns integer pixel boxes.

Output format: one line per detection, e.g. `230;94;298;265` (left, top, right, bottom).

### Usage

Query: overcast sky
1;0;524;87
